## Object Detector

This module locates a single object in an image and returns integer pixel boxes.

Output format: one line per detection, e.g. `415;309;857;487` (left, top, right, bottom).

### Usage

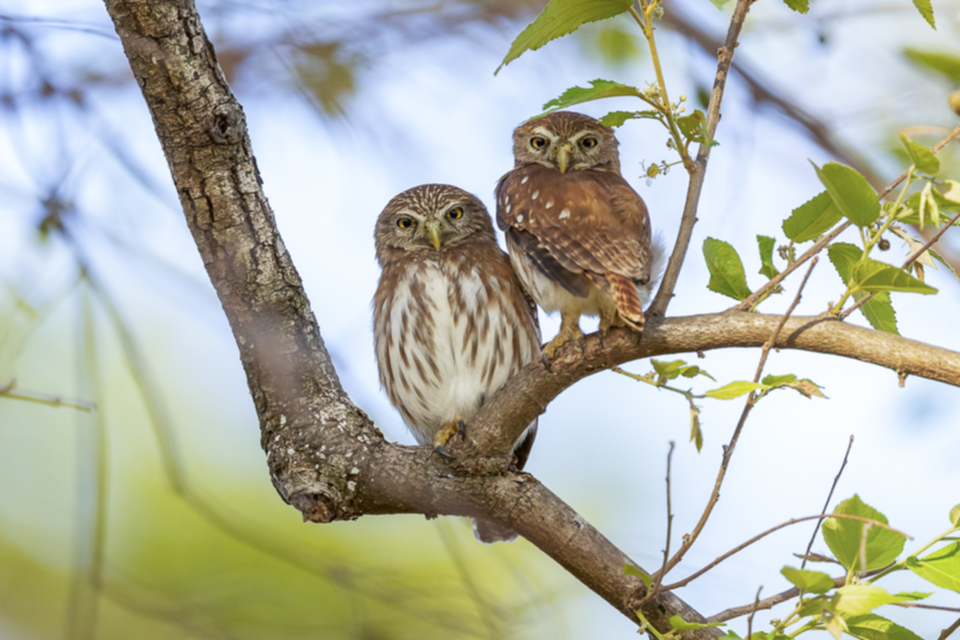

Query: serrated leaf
813;162;881;227
906;542;960;592
852;261;937;295
690;405;703;452
598;110;660;127
822;495;905;571
677;110;708;143
783;191;842;243
623;563;652;589
703;237;752;300
827;244;899;334
951;504;960;527
889;226;935;268
757;235;780;279
844;613;925;640
496;0;633;74
783;0;810;13
892;591;931;601
911;0;936;29
904;48;960;82
930;248;960;284
668;615;724;631
763;374;797;386
787;379;826;398
781;566;834;594
899;134;940;175
704;381;766;400
835;584;912;615
540;79;644;112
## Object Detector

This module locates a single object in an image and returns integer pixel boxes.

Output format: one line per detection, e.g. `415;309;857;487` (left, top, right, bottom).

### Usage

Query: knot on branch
290;490;338;523
209;102;245;145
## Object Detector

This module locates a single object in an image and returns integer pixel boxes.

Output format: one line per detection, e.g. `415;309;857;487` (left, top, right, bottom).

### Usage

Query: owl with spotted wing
496;111;661;358
373;184;540;543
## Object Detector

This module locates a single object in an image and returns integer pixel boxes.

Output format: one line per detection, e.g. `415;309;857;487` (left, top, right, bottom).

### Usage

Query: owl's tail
604;272;645;330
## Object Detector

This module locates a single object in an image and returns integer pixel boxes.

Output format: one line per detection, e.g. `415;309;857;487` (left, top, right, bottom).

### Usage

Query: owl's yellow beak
424;219;443;250
556;143;574;174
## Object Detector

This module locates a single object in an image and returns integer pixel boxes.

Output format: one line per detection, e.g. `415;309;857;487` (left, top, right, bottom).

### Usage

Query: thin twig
648;0;756;317
737;122;960;313
939;617;960;640
657;259;818;578
896;603;960;613
840;207;960;320
660;512;909;592
801;435;854;572
648;441;676;597
746;586;762;640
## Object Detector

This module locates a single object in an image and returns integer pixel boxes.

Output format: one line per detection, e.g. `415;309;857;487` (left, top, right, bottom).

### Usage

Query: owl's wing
496;165;651;284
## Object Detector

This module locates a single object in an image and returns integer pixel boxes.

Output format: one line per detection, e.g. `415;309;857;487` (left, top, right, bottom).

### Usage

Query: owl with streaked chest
372;184;540;542
496;110;662;358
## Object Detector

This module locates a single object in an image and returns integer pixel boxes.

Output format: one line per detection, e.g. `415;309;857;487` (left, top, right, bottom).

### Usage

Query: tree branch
648;0;756;317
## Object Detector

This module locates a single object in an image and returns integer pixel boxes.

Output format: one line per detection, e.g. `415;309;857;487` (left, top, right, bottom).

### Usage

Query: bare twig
648;0;756;317
660;512;909;592
801;435;854;572
896;603;960;613
840;207;960;320
939;617;960;640
648;441;676;597
746;586;762;640
658;258;818;577
736;122;960;313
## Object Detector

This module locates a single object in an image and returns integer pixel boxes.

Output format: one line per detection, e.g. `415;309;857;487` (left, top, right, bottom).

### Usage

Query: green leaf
822;495;905;571
899;134;940;175
496;0;632;74
783;191;842;243
852;261;938;295
669;615;724;631
813;162;881;227
911;0;936;29
677;110;709;144
892;592;931;601
763;374;797;386
835;584;912;615
904;48;960;82
541;79;643;113
783;0;810;13
951;504;960;527
703;238;752;300
827;244;899;334
598;110;660;128
844;613;925;640
704;381;766;400
690;404;703;452
906;542;960;593
623;563;652;590
930;248;960;284
781;566;834;594
720;632;744;640
757;235;780;279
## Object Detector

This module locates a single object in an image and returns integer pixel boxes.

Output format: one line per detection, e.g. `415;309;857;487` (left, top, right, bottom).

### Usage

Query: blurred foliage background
2;0;960;638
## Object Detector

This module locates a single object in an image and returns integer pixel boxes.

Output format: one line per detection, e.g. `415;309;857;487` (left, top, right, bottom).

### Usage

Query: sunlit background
2;0;960;638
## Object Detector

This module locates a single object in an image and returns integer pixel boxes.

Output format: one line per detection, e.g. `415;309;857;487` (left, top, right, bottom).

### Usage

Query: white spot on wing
559;208;570;219
517;214;523;222
545;200;554;209
521;176;529;184
532;190;539;200
506;204;512;214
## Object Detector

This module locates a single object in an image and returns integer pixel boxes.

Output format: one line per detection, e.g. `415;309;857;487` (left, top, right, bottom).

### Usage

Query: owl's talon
434;444;455;459
577;336;586;353
457;418;466;439
541;351;553;372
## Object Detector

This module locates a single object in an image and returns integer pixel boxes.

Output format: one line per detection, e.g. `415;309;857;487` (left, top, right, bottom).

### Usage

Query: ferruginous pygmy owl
373;184;541;543
496;110;661;358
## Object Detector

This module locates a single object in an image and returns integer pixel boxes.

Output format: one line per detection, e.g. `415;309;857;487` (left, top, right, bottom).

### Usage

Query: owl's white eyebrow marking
532;190;539;200
520;176;528;184
559;208;570;219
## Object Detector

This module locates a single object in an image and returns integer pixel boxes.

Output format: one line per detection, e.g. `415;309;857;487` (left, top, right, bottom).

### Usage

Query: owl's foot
599;309;644;341
543;320;585;359
433;418;466;458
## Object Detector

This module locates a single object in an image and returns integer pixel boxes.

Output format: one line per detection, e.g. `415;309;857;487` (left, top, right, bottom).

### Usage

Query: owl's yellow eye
580;136;598;149
397;217;414;229
446;206;464;220
530;136;548;149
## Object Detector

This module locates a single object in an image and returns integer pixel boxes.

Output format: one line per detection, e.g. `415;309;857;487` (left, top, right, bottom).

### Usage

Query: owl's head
511;111;621;174
374;184;496;265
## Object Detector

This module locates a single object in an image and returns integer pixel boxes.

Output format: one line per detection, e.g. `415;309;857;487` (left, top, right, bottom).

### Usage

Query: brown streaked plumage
496;111;660;357
373;184;540;543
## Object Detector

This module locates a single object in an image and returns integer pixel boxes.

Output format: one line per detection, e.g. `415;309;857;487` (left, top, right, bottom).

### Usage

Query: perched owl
373;184;541;543
496;111;660;358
